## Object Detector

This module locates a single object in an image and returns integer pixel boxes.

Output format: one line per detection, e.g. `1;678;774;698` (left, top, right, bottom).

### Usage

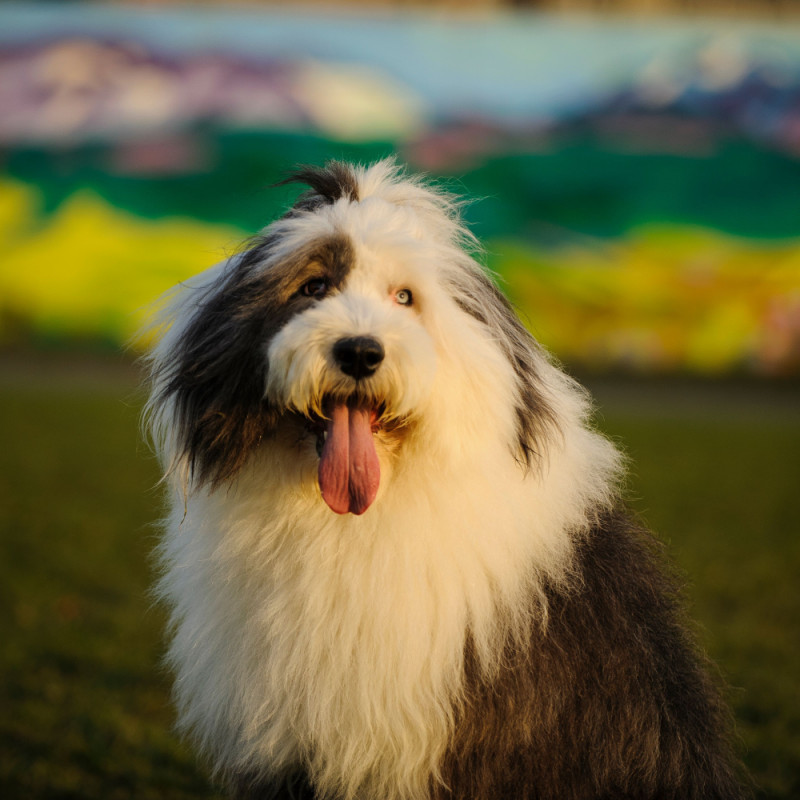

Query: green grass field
1;356;798;799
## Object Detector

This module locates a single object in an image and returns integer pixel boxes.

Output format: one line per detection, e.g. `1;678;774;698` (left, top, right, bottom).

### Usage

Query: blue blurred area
2;3;800;148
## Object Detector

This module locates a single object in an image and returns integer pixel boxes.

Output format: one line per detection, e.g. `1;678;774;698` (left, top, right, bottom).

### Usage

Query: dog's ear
159;239;282;489
152;230;356;489
452;268;559;468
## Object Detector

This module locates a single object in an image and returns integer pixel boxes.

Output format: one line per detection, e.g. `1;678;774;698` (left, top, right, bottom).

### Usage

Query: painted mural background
2;3;800;375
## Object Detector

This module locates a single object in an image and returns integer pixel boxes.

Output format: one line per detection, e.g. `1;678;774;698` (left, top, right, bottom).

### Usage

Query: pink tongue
318;403;380;515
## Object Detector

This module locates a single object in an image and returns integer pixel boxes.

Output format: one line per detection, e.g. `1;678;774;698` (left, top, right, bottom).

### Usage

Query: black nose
333;336;385;380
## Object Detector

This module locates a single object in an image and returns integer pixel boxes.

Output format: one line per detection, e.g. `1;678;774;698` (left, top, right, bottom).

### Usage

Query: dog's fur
145;160;748;800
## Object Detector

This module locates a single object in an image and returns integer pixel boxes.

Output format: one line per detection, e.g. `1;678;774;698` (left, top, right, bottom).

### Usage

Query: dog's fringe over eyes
143;159;750;800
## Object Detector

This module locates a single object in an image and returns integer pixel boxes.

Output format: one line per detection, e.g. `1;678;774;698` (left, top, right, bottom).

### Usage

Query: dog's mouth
305;397;388;516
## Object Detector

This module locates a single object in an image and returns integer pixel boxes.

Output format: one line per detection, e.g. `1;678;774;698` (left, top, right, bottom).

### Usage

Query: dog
144;159;748;799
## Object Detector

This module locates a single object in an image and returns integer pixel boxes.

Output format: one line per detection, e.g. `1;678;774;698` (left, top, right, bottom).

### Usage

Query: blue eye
300;278;329;298
395;288;413;306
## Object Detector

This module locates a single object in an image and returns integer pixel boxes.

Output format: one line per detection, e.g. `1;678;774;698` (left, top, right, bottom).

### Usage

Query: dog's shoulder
437;507;750;800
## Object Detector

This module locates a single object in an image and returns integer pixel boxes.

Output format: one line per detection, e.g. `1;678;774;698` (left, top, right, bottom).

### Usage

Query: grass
0;356;798;799
0;355;222;800
592;380;800;798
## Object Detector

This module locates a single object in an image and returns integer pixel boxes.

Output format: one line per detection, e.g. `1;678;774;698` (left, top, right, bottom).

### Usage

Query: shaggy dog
145;160;748;800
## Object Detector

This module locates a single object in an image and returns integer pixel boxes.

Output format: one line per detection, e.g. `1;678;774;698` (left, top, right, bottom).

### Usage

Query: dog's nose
333;336;385;380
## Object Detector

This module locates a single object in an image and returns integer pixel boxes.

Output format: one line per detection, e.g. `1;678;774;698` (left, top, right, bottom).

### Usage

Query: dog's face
151;161;555;515
264;227;441;514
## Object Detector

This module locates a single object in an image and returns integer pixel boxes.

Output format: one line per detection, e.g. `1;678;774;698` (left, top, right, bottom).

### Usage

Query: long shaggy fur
144;159;748;800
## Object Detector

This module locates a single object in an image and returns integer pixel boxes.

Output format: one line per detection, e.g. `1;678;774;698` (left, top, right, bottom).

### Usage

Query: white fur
146;160;622;800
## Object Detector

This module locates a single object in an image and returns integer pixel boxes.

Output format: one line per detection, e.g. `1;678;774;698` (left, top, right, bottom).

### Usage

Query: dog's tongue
319;402;380;515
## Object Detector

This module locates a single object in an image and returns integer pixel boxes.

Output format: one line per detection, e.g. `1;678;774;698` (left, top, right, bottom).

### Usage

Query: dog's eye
394;288;413;307
300;278;329;298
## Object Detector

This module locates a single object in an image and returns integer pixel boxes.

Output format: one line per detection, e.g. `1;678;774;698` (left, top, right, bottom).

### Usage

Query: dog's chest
239;517;478;793
259;519;469;694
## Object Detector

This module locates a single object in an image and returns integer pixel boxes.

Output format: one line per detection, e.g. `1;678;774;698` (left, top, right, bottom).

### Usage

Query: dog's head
147;160;557;515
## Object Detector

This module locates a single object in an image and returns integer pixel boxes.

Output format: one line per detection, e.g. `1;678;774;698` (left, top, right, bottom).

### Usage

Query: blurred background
1;1;798;798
